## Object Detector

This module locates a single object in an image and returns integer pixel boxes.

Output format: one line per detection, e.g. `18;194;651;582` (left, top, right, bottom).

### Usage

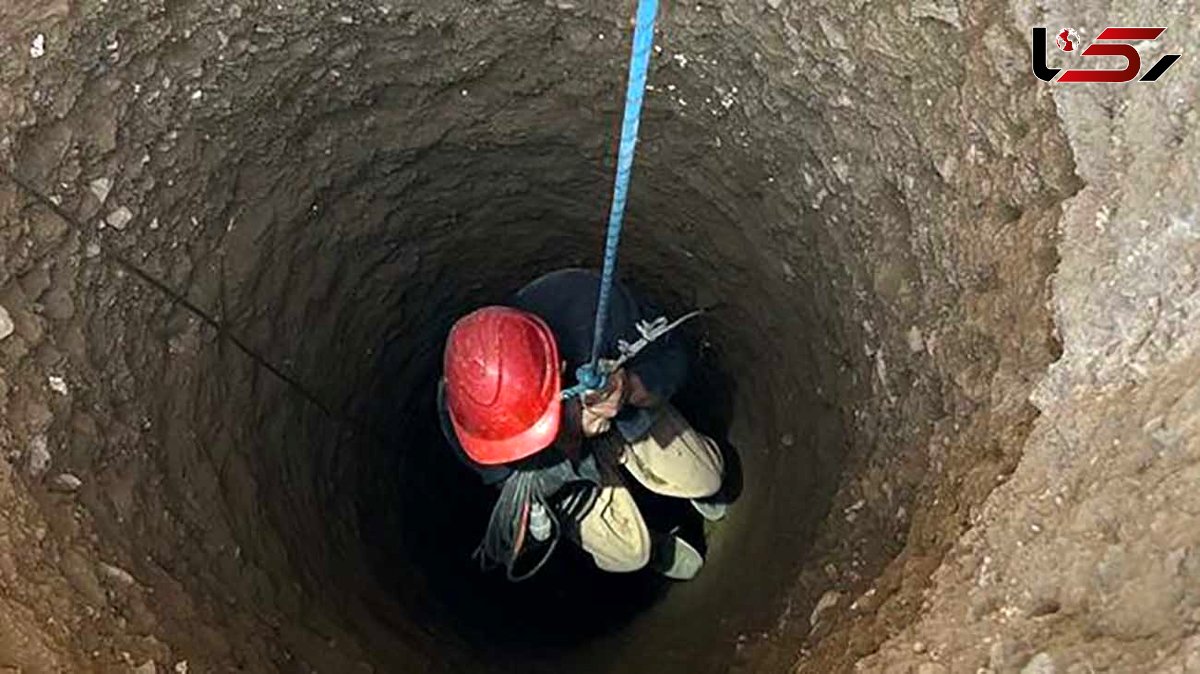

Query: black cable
473;469;565;582
0;165;339;420
507;485;562;582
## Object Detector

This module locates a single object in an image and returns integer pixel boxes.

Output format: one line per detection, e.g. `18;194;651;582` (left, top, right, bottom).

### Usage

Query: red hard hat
443;306;562;465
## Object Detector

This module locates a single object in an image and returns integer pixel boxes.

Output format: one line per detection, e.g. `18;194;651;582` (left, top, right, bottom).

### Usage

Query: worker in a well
437;268;727;581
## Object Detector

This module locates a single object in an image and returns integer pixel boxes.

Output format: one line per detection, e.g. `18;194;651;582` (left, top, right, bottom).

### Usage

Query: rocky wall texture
850;2;1200;673
0;0;1191;673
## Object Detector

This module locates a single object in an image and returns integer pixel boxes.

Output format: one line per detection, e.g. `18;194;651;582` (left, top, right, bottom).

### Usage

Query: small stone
1021;652;1056;674
85;242;102;258
31;34;46;58
766;0;783;8
911;0;960;28
781;433;795;447
133;661;157;674
809;589;840;627
99;562;136;587
174;661;188;674
48;375;68;395
907;326;924;352
149;217;160;230
781;260;797;281
106;207;134;230
50;473;82;493
28;435;51;477
89;177;112;204
913;641;927;653
0;304;13;341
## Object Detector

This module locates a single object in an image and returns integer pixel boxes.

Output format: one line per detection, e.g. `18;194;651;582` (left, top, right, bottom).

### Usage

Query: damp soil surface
5;0;1196;673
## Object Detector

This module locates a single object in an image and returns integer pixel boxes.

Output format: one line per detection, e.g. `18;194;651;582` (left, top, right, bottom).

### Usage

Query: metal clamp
610;308;705;371
560;308;705;400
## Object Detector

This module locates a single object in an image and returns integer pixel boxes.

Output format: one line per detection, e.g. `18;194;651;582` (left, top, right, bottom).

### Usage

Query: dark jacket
437;268;689;485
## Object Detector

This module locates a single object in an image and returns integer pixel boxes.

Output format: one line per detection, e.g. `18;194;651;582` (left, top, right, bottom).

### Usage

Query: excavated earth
0;0;1197;672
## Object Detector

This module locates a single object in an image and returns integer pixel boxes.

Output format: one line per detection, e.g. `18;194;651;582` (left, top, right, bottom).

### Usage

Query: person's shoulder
528;267;599;287
514;268;600;299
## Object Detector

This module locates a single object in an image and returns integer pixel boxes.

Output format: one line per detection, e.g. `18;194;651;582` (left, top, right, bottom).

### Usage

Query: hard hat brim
450;391;562;465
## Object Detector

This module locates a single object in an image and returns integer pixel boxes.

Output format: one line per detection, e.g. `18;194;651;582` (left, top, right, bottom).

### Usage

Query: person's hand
580;367;627;437
580;407;613;437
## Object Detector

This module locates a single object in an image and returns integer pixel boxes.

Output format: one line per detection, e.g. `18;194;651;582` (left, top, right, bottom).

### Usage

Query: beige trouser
577;404;725;572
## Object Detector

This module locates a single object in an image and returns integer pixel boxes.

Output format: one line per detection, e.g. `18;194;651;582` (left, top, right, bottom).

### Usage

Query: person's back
439;268;729;581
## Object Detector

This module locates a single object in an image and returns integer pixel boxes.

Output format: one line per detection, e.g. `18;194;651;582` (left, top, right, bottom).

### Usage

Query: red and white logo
1032;26;1181;83
1055;28;1078;52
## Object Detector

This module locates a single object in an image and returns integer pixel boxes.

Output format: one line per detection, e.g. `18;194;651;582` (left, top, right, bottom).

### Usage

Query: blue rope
571;0;659;396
